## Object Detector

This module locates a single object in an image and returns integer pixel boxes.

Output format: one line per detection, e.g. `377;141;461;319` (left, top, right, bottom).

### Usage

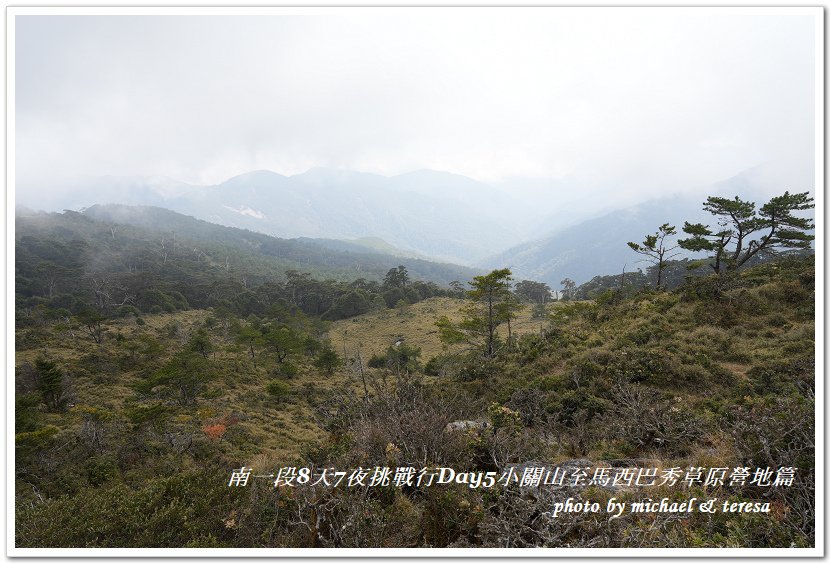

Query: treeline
15;249;816;548
573;191;815;300
15;207;468;326
572;251;810;301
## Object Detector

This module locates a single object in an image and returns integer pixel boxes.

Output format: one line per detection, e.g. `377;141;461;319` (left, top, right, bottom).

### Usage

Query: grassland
15;256;816;548
17;309;357;469
16;297;547;468
327;296;550;360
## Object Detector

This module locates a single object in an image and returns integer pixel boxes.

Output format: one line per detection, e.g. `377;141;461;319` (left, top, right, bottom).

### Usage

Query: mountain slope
157;168;526;264
21;164;813;274
23;168;553;265
480;167;816;287
480;195;711;286
294;236;431;261
17;204;480;289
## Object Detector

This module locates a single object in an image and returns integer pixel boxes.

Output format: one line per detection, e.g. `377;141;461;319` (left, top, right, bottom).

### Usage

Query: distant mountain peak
222;169;288;184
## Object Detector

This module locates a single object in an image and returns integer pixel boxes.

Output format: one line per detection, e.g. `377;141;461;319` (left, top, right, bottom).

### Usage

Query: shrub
608;348;677;386
314;344;341;375
16;392;42;433
136;352;215;406
275;362;298;379
367;354;385;369
378;343;422;374
15;469;246;547
85;455;120;486
33;358;69;412
603;385;704;455
266;381;291;401
201;423;227;441
15;425;59;453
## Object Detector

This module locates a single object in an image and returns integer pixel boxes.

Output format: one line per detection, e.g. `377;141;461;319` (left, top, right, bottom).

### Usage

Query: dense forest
15;205;473;323
14;193;816;548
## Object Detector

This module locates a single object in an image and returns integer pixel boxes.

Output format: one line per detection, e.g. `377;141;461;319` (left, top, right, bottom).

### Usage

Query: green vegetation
14;193;815;548
437;268;518;357
16;205;471;325
32;358;69;412
627;223;680;289
678;191;814;273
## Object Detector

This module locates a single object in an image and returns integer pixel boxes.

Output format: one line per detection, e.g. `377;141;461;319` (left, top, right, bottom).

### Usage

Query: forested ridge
16;205;472;322
14;195;816;548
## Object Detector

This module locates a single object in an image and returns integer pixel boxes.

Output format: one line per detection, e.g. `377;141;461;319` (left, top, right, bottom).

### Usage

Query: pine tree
437;268;516;358
627;223;680;289
679;192;814;273
34;358;67;412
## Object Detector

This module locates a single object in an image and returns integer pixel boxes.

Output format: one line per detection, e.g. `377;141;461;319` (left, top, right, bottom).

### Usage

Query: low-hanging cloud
14;10;817;204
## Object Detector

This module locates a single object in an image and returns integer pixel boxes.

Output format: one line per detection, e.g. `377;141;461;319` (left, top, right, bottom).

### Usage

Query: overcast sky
14;9;818;200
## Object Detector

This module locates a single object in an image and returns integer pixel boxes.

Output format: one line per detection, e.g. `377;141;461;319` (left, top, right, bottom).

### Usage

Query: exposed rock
444;420;492;433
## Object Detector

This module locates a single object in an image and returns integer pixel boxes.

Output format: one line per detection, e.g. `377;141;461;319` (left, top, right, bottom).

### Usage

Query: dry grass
326;297;551;360
15;309;375;463
719;362;751;380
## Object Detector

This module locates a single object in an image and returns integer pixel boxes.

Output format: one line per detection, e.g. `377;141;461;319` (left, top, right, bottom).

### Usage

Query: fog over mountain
16;12;815;204
19;162;814;286
14;11;817;283
482;165;817;286
11;10;820;551
24;167;615;265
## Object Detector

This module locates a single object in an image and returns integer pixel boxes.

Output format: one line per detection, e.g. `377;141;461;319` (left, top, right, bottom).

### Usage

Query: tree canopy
437;268;516;358
679;192;814;274
627;223;680;289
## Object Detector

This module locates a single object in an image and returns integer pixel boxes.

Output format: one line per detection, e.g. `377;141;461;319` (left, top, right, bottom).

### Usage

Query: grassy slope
17;310;361;470
19;263;813;471
327;297;550;360
15;256;815;548
17;298;542;466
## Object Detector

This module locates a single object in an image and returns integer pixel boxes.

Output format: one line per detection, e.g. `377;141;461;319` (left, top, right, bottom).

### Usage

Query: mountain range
19;169;613;265
17;164;813;288
482;165;816;286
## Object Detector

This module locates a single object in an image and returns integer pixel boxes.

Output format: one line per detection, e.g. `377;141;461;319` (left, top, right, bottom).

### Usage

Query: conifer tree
679;192;814;273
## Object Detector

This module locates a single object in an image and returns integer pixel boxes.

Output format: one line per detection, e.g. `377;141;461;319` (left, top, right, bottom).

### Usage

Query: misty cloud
14;9;818;203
